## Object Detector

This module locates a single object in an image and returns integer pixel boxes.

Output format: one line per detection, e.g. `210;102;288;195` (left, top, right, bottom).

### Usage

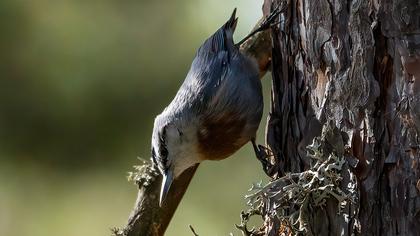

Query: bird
151;8;280;206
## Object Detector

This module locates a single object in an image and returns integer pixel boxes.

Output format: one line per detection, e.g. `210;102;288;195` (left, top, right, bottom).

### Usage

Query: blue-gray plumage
151;9;264;205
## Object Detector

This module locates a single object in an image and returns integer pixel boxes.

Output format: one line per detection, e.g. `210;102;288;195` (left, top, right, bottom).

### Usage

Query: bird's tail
222;8;238;33
199;8;238;54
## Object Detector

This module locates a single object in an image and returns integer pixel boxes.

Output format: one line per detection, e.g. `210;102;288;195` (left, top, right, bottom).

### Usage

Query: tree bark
113;164;198;236
261;0;420;235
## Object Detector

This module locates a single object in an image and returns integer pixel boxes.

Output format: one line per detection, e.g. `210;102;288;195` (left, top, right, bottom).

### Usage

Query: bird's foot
258;4;283;31
236;4;285;46
251;140;278;178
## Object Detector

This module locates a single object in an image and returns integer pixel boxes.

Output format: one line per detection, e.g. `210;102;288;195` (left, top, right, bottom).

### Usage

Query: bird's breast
196;112;252;161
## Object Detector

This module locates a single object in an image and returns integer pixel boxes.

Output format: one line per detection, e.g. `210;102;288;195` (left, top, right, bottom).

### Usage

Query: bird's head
151;114;200;206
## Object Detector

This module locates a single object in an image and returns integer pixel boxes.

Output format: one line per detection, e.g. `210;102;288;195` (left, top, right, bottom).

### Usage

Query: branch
113;18;274;236
113;163;198;236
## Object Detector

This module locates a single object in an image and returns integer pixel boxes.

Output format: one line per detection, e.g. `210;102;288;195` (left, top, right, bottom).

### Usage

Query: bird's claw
252;140;278;178
236;4;285;46
258;5;282;31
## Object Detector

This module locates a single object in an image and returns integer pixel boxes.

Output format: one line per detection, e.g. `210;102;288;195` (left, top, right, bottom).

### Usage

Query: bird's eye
160;145;168;158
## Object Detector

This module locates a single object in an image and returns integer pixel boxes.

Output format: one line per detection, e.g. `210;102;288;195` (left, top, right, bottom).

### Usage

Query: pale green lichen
237;125;358;236
127;159;160;187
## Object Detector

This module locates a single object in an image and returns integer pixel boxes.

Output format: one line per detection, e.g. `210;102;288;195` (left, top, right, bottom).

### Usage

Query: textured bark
114;164;198;236
264;0;420;235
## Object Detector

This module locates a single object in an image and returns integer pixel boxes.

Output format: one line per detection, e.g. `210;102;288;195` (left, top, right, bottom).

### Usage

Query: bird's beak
159;169;174;207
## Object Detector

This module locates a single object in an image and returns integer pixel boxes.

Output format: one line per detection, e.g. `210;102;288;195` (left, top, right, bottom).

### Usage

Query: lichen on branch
237;124;359;236
127;160;160;187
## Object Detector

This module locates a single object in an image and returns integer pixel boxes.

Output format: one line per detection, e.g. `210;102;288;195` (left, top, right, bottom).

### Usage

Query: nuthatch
151;8;280;205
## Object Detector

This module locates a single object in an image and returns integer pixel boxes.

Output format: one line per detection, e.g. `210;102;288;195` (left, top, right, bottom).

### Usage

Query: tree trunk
258;0;420;235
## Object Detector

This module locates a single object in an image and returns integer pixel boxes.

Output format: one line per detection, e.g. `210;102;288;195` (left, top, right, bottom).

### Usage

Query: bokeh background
0;0;271;235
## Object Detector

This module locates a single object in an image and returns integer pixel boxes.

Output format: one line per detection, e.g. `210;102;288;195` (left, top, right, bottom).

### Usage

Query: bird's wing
166;9;241;116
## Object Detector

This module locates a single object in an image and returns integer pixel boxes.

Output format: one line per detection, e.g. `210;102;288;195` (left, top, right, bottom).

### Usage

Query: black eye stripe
159;130;167;155
159;126;167;143
160;145;168;170
160;145;168;158
151;147;158;167
159;126;169;168
162;126;167;138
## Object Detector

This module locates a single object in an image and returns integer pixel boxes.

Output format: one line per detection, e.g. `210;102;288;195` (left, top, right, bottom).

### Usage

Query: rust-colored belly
197;114;250;160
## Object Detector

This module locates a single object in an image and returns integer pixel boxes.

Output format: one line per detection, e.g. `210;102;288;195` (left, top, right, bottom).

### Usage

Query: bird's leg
251;139;277;177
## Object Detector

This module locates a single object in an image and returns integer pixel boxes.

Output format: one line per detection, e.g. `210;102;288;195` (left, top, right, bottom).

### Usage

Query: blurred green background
0;0;271;235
